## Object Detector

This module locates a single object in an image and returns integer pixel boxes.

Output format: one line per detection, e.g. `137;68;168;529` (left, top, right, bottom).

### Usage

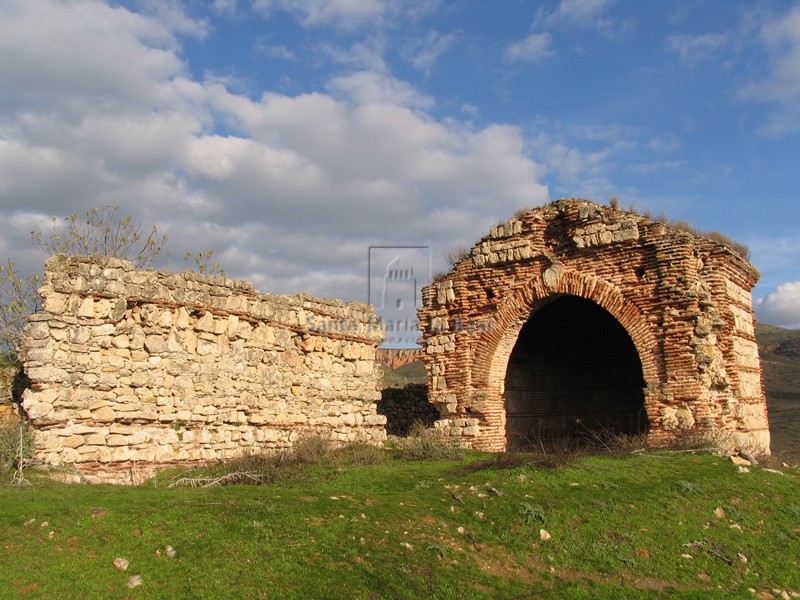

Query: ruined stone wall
377;384;438;436
18;255;386;483
418;199;769;452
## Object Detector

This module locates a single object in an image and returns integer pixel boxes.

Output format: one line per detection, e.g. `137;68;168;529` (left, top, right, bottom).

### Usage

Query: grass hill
1;447;798;598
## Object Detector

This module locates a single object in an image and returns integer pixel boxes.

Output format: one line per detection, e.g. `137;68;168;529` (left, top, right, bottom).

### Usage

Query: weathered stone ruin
18;255;386;483
418;198;770;452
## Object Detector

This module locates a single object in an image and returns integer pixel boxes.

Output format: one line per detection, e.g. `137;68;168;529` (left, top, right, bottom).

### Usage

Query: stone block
91;406;116;422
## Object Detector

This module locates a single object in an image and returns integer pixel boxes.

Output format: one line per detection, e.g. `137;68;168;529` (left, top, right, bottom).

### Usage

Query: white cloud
755;281;800;328
252;0;386;29
646;133;680;153
255;42;296;60
667;33;729;67
0;0;548;301
628;161;684;175
460;103;479;118
320;37;388;72
541;0;614;27
739;4;800;135
0;1;189;110
211;0;238;17
326;71;434;108
505;33;554;64
402;30;460;74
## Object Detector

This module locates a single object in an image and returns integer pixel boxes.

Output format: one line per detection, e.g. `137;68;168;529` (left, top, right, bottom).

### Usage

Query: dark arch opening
504;295;648;449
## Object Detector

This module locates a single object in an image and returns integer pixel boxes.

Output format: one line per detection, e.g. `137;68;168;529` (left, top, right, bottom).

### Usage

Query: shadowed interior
504;295;648;448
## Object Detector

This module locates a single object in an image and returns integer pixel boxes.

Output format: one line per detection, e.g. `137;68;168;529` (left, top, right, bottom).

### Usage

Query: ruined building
417;198;769;452
18;255;386;483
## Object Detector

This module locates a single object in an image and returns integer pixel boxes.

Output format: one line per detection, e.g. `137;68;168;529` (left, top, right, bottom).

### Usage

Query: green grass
1;451;799;599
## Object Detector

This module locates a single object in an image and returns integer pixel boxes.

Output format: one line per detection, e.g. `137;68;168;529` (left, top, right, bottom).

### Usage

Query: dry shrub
444;247;470;268
0;418;33;473
513;206;532;218
165;433;390;487
289;433;335;464
336;441;388;466
397;421;463;461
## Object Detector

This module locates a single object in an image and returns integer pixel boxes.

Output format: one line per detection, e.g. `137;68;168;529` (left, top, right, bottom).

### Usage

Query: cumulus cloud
739;4;800;135
505;33;554;64
756;282;800;328
326;71;434;107
0;0;548;303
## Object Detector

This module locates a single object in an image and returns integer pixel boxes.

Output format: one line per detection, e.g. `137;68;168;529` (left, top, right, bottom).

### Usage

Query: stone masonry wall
377;384;438;436
418;198;769;452
18;255;386;483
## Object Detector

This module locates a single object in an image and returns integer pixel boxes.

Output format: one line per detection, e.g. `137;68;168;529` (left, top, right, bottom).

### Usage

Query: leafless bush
397;421;463;461
444;247;470;268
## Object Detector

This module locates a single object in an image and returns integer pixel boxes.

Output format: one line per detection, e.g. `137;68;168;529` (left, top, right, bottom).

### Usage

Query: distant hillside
757;324;800;460
380;360;425;388
375;348;421;370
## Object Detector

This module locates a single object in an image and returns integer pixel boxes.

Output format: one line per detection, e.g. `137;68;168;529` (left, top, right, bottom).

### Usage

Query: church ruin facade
417;198;770;452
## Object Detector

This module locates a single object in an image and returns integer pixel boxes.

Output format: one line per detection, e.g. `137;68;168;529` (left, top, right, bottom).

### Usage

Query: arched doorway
504;295;648;449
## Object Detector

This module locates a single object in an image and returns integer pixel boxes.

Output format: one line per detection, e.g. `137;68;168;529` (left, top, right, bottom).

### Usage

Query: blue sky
1;0;799;333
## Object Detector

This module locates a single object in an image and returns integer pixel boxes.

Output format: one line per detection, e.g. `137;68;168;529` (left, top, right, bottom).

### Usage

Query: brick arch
468;268;661;450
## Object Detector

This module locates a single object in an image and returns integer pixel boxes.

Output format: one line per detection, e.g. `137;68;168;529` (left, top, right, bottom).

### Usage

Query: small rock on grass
127;575;143;589
113;558;129;571
165;546;176;558
539;529;551;541
713;507;726;519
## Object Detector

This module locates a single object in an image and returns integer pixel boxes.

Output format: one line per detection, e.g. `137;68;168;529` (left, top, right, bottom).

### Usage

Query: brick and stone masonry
417;198;770;452
17;255;387;483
